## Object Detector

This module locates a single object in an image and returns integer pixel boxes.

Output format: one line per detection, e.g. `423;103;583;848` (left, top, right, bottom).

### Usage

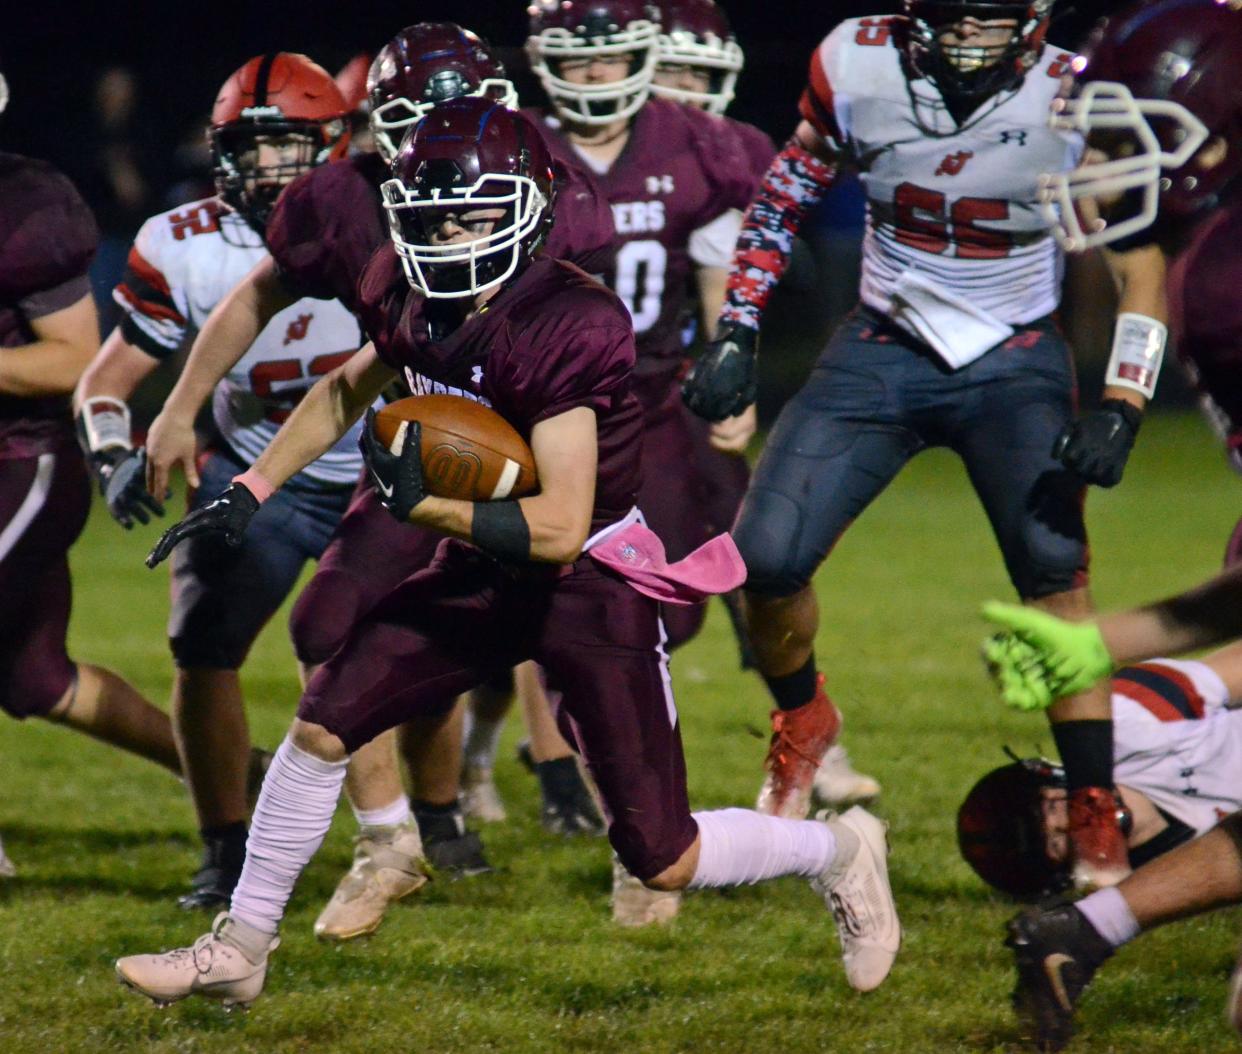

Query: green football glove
981;601;1114;707
981;633;1055;712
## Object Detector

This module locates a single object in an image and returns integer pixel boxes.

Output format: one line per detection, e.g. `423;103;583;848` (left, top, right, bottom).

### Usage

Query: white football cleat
0;834;15;878
115;913;277;1009
811;806;900;992
812;745;882;809
314;819;430;940
610;855;681;928
460;765;507;823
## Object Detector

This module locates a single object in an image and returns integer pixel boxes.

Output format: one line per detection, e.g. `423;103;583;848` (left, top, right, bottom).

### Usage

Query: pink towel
588;522;746;605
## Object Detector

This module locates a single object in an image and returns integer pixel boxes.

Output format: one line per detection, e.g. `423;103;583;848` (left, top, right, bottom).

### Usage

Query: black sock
413;800;464;843
535;756;581;800
199;821;248;868
762;655;818;711
1052;720;1114;791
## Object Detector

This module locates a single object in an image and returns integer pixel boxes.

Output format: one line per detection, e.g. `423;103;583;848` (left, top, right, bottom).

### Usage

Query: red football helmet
381;98;556;298
902;0;1053;102
956;755;1070;900
210;53;350;233
1040;0;1242;251
650;0;743;115
368;23;518;165
527;0;661;125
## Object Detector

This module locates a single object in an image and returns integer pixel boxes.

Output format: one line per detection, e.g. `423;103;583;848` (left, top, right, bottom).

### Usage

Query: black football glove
681;325;758;423
145;482;260;569
1053;398;1143;488
360;407;426;522
96;448;165;529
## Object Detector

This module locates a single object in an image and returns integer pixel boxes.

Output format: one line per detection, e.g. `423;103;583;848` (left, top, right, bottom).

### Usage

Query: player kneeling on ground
114;99;900;1008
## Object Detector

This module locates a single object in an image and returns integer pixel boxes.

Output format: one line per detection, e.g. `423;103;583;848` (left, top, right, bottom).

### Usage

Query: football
372;394;539;502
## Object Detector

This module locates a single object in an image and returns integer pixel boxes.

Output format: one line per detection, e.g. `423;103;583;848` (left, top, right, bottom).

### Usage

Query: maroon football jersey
0;153;99;458
529;98;763;407
358;247;642;532
1167;196;1242;446
267;143;615;316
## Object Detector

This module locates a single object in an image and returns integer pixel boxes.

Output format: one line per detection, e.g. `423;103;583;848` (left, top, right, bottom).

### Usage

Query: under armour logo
471;365;484;386
283;313;313;345
999;130;1028;146
934;150;974;176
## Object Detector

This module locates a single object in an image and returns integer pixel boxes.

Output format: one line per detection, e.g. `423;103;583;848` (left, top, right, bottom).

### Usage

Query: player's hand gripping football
1053;398;1142;488
88;447;166;530
145;482;260;568
980;601;1114;709
360;407;426;522
681;324;758;423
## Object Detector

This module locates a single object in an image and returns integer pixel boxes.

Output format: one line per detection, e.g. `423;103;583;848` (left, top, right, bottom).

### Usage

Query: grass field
2;410;1240;1053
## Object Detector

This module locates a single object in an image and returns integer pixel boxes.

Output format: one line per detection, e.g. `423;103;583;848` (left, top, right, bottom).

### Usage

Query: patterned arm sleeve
718;137;837;332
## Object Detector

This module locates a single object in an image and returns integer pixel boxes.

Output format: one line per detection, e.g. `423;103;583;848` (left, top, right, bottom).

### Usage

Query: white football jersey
1111;659;1242;835
803;17;1082;326
113;198;366;488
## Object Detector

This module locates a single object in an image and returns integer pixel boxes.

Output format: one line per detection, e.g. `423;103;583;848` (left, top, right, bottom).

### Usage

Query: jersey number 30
894;182;1015;259
615;239;668;333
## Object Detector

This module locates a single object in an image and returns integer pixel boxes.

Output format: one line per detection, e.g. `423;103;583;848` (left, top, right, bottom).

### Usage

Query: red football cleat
1068;786;1132;891
756;674;842;819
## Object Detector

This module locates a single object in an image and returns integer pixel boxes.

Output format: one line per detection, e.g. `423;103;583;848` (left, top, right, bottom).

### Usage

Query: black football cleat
536;757;606;837
178;834;246;911
1005;905;1114;1052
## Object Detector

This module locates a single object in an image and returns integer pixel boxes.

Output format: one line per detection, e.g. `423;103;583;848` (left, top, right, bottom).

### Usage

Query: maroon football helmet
368;23;518;164
381;98;555;298
527;0;662;125
210;53;350;233
903;0;1053;102
650;0;743;114
957;755;1070;900
1040;0;1242;251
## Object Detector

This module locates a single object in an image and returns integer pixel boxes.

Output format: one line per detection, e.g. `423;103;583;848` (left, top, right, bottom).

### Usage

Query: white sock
687;808;837;889
462;711;505;771
1076;886;1141;948
352;795;411;830
229;736;348;935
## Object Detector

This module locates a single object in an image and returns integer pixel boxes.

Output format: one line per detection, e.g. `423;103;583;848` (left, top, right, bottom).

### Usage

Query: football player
959;649;1242;902
0;64;183;875
525;0;881;922
139;23;616;938
75;53;374;911
681;0;1164;889
114;98;901;1008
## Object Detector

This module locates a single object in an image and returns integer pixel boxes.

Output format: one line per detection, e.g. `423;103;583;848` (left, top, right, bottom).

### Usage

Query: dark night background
0;0;1119;177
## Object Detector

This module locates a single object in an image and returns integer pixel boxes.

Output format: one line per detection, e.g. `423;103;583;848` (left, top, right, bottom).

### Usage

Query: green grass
2;411;1240;1053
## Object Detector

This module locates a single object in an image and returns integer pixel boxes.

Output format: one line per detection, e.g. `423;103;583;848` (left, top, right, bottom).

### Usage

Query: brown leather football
372;395;538;501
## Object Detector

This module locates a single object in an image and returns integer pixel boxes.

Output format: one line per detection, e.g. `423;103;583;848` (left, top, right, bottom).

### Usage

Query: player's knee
289;570;361;666
733;489;812;597
1219;810;1242;861
0;655;75;720
169;626;249;670
290;717;349;763
661;603;706;651
1008;525;1087;601
609;820;693;886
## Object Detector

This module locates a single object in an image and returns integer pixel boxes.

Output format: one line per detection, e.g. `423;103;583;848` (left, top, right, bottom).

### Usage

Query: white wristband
1105;312;1166;400
80;396;132;453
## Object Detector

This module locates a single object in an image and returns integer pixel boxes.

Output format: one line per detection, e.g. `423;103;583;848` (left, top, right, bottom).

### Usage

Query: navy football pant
736;307;1088;600
168;449;351;669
